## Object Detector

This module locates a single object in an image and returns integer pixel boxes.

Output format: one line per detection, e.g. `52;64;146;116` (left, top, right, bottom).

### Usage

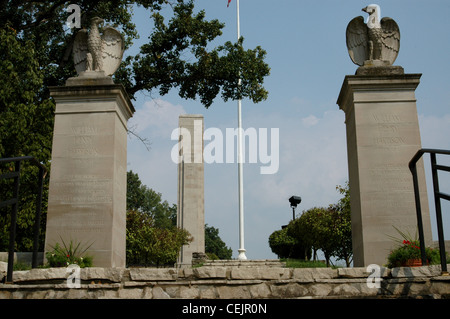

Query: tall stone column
337;71;432;267
45;77;134;268
177;114;205;267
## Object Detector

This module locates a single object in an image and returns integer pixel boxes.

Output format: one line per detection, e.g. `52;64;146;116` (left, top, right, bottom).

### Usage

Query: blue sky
125;1;450;260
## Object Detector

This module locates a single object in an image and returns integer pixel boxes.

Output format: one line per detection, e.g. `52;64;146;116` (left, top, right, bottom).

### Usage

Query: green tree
204;224;232;260
0;27;53;252
126;170;191;266
268;226;311;260
0;27;54;161
289;207;331;263
330;182;352;267
126;209;191;266
127;170;176;229
314;208;341;267
128;4;270;106
268;227;296;259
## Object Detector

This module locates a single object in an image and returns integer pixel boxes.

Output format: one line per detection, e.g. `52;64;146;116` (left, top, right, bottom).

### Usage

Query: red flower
67;254;70;257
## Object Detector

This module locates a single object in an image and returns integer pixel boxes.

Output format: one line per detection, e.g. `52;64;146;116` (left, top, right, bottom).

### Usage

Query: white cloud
128;99;186;137
301;115;319;127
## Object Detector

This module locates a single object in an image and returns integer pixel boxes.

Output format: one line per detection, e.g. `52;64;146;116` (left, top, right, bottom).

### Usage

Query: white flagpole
236;0;247;261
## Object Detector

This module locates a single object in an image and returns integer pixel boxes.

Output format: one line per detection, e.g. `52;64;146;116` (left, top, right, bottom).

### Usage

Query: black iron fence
0;156;47;283
409;149;450;275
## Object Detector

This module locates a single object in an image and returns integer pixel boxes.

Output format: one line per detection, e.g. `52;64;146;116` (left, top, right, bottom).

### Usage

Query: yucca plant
46;237;93;268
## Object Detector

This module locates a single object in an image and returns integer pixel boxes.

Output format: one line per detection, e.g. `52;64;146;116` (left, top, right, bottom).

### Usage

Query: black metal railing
409;149;450;275
0;156;47;283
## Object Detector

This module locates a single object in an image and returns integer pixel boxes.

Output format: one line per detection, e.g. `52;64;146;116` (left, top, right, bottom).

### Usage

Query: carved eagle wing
380;17;400;65
73;29;89;74
346;16;369;66
101;27;125;76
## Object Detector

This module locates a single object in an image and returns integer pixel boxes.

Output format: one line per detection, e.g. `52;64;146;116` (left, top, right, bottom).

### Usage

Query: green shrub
269;228;295;259
45;239;93;268
126;210;192;267
386;239;441;268
386;227;444;268
268;227;310;260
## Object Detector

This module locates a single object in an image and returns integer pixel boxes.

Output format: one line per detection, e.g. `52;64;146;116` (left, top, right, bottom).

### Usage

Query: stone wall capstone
1;262;449;299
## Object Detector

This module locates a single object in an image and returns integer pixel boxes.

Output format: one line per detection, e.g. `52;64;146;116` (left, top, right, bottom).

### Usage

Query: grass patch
13;261;31;271
0;260;32;271
282;259;328;268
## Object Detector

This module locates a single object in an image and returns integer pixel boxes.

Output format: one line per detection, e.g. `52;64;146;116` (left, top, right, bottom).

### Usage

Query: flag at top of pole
227;0;232;7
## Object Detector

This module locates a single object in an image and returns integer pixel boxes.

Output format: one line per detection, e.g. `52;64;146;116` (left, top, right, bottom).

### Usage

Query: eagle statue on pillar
346;4;400;66
73;17;124;76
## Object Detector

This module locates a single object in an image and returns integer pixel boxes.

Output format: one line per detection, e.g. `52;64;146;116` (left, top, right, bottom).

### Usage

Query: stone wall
1;262;449;299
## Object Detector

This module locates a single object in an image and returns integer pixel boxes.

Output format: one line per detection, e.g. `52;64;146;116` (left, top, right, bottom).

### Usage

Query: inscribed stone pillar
177;114;205;267
45;78;134;268
337;71;432;267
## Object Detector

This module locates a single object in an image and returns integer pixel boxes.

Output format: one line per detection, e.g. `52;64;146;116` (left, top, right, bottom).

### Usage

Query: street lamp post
289;196;302;221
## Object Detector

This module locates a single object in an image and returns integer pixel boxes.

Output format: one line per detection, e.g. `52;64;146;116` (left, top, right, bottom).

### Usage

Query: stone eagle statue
73;17;124;76
346;4;400;66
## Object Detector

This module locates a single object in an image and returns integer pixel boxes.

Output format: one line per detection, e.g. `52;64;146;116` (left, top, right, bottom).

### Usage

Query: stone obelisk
339;5;432;267
45;21;134;267
176;115;205;267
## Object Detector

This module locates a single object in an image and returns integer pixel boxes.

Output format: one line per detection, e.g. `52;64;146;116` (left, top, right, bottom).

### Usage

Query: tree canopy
0;0;270;107
205;224;232;260
127;170;177;229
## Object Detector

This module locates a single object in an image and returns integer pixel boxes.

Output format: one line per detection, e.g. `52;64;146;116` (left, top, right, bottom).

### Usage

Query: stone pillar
45;77;134;268
177;114;205;267
337;70;432;267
